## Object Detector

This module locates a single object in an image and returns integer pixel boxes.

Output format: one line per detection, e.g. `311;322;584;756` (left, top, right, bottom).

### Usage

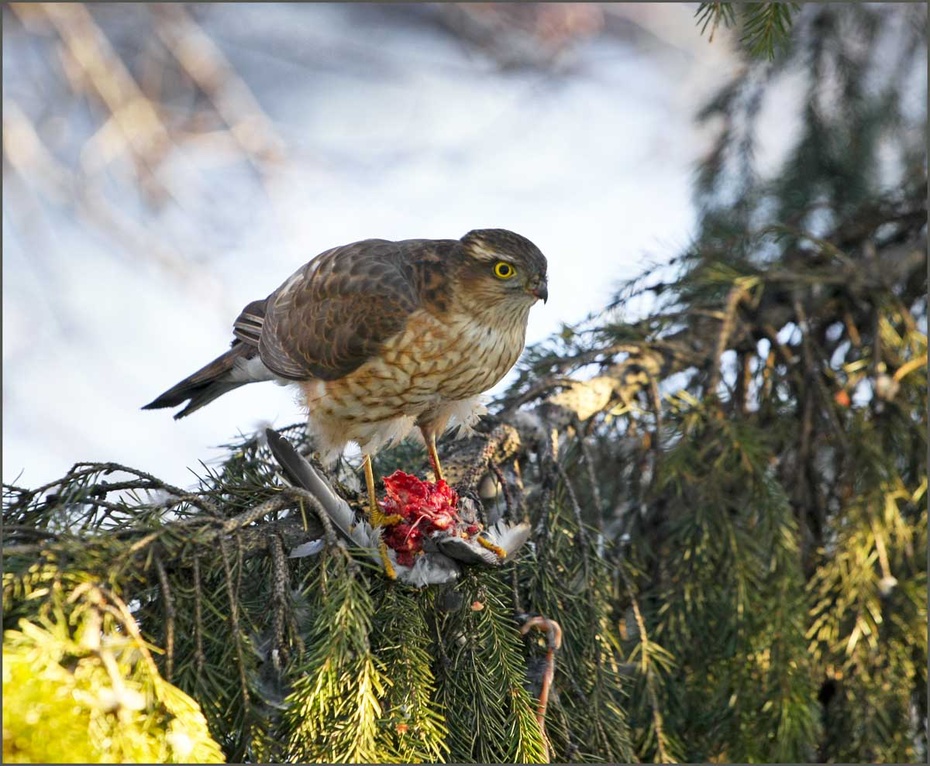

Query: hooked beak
530;278;548;304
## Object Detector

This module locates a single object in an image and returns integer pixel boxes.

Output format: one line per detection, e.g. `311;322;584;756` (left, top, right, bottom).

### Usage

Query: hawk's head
459;228;549;306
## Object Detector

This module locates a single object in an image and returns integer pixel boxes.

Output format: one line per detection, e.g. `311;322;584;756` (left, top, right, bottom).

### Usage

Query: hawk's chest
380;308;526;400
314;307;526;417
299;306;528;454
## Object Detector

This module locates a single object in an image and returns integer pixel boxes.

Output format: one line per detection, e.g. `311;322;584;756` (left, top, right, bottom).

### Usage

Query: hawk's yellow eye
493;261;516;279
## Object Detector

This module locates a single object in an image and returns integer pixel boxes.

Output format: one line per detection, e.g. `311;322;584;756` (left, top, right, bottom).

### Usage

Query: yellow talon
363;453;402;578
363;454;402;525
379;540;397;580
476;536;508;560
369;504;403;527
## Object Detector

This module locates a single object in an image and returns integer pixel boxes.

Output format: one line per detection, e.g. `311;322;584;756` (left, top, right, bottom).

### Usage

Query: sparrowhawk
144;228;548;569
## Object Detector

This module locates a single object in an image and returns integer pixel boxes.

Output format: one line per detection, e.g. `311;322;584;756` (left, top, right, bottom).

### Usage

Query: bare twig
218;535;251;709
192;552;205;678
153;5;286;175
153;556;176;682
707;283;749;396
520;615;564;762
24;3;175;198
269;534;291;669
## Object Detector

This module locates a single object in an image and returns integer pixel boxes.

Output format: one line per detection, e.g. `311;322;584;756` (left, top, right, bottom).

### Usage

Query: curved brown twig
521;615;563;762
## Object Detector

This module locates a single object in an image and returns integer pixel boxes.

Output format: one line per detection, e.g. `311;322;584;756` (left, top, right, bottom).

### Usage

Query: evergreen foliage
2;573;223;763
3;4;926;763
696;2;801;59
506;5;927;761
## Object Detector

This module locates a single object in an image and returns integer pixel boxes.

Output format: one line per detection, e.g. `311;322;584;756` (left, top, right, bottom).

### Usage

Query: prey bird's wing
256;240;426;381
265;428;372;546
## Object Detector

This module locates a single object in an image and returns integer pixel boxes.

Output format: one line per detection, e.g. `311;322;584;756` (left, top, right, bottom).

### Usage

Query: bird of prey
144;229;548;570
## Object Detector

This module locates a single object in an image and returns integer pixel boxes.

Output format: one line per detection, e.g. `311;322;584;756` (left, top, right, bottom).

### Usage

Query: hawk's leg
422;429;446;483
362;453;401;580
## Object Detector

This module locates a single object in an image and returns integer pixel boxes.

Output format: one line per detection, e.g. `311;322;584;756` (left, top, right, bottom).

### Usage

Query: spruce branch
435;571;548;763
695;3;799;59
695;2;737;43
3;580;224;762
619;565;679;763
282;552;387;763
370;586;450;762
738;3;799;59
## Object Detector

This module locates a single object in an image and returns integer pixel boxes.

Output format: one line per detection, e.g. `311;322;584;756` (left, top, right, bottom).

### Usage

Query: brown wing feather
258;239;433;381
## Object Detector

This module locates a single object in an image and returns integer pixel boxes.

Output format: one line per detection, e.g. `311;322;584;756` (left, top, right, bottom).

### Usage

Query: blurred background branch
6;3;286;273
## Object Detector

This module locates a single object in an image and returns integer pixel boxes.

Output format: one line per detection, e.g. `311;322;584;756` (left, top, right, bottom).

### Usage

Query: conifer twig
707;283;747;396
520;615;563;762
218;535;251;710
553;461;590;552
153;556;176;683
269;533;290;669
488;460;517;521
191;552;205;679
221;492;292;532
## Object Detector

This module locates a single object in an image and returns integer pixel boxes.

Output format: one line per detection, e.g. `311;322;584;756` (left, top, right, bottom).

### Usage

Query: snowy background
3;3;748;489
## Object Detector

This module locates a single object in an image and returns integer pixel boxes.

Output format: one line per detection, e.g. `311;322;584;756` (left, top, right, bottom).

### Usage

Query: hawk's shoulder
245;237;463;382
